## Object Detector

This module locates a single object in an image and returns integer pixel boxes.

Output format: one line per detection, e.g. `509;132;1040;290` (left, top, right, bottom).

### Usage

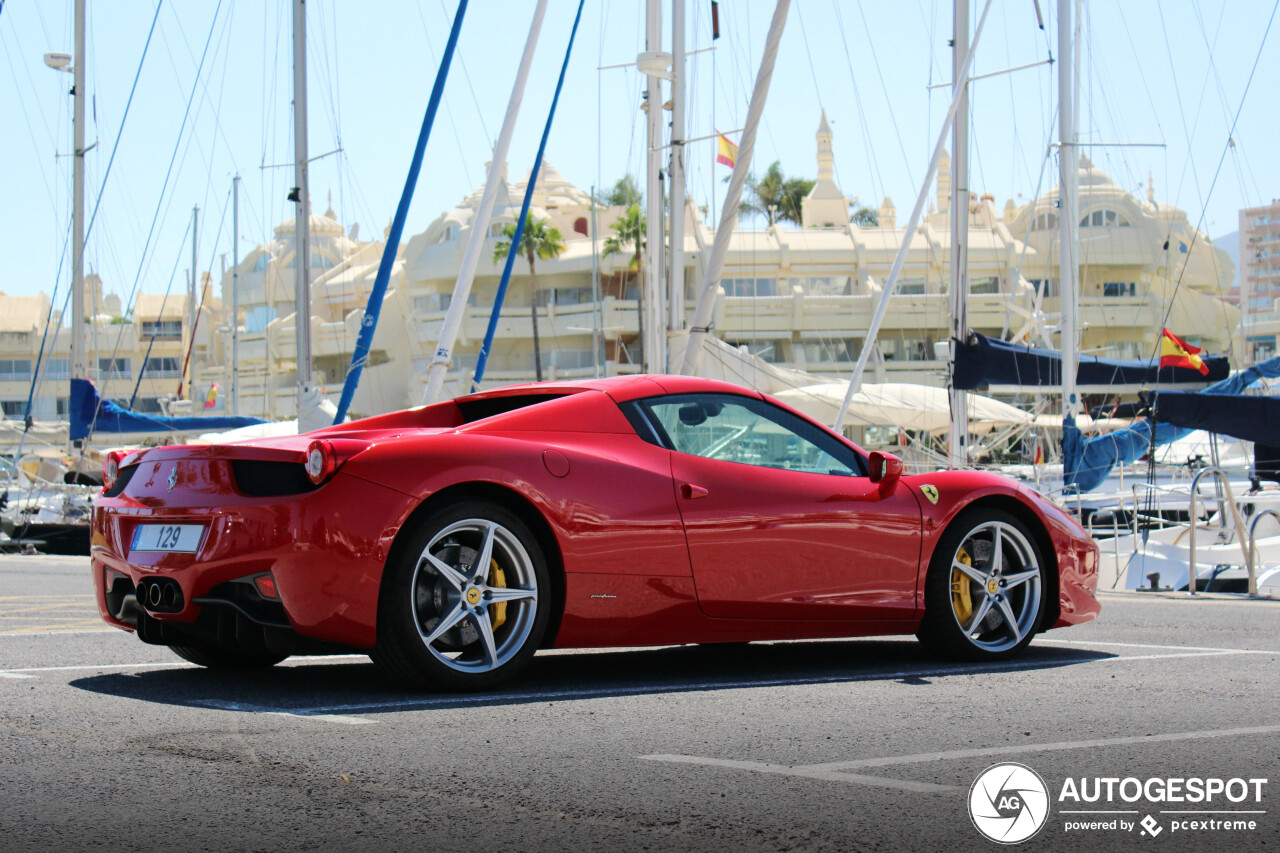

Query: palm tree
739;161;815;225
602;203;646;369
593;173;642;208
493;213;565;381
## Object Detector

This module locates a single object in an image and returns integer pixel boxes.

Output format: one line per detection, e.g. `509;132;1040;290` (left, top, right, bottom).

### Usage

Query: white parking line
643;724;1280;792
0;625;116;630
191;698;375;726
0;654;370;678
1041;638;1280;655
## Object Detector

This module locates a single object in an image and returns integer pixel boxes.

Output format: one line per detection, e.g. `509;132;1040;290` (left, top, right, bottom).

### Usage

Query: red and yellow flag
1159;328;1209;375
716;133;737;168
204;382;219;409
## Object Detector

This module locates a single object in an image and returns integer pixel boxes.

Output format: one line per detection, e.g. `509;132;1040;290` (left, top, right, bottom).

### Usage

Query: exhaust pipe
147;582;163;608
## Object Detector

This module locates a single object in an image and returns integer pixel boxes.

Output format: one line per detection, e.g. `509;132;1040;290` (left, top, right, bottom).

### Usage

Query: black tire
917;508;1046;661
374;500;550;691
169;643;287;669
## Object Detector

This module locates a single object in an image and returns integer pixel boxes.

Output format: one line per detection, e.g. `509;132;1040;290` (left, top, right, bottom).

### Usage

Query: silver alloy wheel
410;517;539;673
948;520;1042;653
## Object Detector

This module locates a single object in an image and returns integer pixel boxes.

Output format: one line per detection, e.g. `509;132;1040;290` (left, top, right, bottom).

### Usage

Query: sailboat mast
232;174;240;416
1058;0;1081;487
668;0;688;352
947;0;971;467
70;0;86;392
643;0;665;372
189;204;198;401
292;0;313;412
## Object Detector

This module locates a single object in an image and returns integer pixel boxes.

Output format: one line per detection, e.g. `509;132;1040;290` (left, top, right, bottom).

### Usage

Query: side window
635;393;865;477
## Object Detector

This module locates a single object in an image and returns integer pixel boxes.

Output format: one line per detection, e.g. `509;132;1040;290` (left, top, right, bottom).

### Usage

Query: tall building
1240;200;1280;363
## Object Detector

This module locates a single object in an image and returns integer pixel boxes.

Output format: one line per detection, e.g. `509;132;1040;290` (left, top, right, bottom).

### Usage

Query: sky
2;0;1277;311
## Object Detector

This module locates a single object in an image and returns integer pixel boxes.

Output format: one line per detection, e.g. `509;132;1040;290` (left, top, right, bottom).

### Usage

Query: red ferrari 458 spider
92;375;1099;690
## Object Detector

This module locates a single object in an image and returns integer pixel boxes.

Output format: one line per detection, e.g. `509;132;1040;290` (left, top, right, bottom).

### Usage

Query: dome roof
273;208;346;237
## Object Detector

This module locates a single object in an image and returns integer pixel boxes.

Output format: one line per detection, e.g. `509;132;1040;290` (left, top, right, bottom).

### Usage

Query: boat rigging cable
471;0;587;392
128;217;193;409
1150;0;1276;356
331;0;468;425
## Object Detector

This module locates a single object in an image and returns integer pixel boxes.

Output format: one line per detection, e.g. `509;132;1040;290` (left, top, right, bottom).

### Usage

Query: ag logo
920;484;940;505
968;762;1049;844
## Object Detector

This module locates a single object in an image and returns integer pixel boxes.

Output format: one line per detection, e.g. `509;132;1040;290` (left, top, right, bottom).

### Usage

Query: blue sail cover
1148;392;1280;447
952;332;1230;390
70;378;266;441
1072;356;1280;491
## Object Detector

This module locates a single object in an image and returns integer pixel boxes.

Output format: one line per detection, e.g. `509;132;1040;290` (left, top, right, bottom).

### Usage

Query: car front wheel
918;509;1045;660
374;501;549;690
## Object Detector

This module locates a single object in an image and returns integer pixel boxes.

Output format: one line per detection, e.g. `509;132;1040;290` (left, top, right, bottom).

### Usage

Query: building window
0;400;26;417
252;253;270;273
132;397;164;413
1249;296;1273;311
140;319;183;341
0;331;31;347
98;357;131;379
442;224;459;242
897;278;926;295
722;278;778;297
488;222;510;238
1080;208;1131;228
1029;279;1058;298
573;217;588;236
1102;282;1136;297
144;357;182;378
536;286;594;307
882;336;936;362
413;293;453;314
43;358;70;380
1032;211;1059;231
245;305;276;334
803;338;861;364
970;276;1001;295
56;397;69;417
0;359;33;382
798;275;853;295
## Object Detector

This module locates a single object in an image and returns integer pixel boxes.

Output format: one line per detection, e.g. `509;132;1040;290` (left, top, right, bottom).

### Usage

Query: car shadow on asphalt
68;638;1114;715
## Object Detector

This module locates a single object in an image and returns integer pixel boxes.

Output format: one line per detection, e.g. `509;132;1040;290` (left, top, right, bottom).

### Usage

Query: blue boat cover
952;332;1229;390
70;378;266;441
1148;392;1280;448
1072;356;1280;491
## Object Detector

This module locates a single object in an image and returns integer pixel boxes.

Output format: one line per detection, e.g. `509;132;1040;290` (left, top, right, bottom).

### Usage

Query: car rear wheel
169;643;287;669
374;500;549;691
917;509;1045;661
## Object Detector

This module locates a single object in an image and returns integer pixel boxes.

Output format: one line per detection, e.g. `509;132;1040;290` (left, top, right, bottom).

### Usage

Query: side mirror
868;451;903;496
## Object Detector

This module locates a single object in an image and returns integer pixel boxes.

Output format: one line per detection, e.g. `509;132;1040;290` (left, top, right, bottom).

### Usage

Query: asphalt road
1;554;1276;852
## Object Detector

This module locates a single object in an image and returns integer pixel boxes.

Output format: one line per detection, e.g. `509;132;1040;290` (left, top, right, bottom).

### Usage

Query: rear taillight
252;573;279;600
103;451;126;491
304;439;336;485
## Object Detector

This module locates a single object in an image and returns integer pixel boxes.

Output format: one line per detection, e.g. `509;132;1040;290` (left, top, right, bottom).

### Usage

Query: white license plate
131;523;205;553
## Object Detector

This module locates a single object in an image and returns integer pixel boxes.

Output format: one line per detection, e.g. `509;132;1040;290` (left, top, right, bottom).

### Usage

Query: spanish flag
716;133;737;168
204;382;219;409
1159;328;1209;375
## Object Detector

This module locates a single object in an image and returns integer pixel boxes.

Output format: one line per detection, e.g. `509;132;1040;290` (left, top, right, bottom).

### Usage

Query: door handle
680;483;709;499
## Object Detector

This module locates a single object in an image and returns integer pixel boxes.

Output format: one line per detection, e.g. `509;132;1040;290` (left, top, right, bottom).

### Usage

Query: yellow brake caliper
951;547;974;624
488;559;508;631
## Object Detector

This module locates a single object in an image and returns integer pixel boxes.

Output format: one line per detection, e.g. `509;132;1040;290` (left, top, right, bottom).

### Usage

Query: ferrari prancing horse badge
920;484;939;505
